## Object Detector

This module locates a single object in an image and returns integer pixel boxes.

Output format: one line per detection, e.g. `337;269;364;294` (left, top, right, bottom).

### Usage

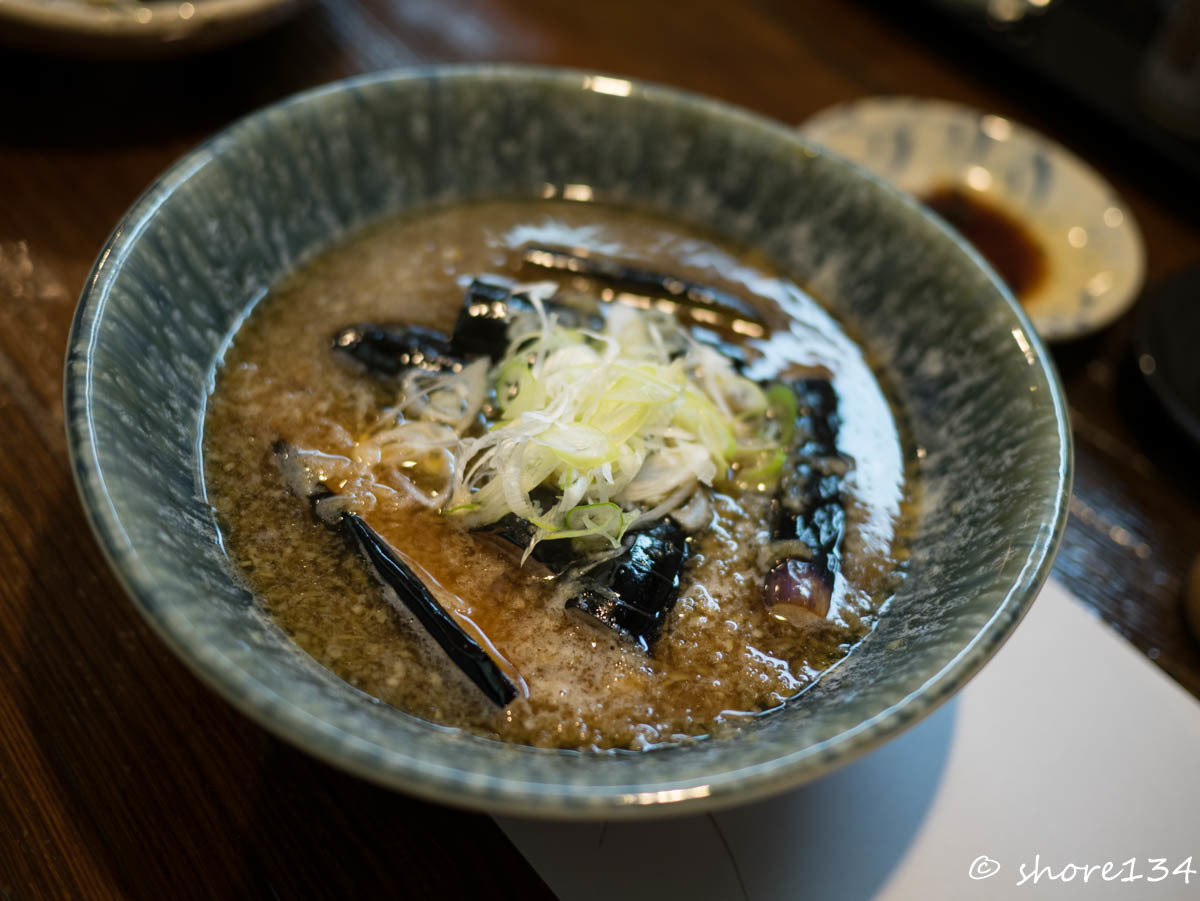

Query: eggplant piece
330;280;520;378
564;518;689;652
274;441;520;707
520;243;768;338
473;513;579;574
472;482;594;574
451;278;602;359
333;276;608;383
450;279;534;361
331;280;544;379
763;378;846;627
342;514;519;706
331;323;460;378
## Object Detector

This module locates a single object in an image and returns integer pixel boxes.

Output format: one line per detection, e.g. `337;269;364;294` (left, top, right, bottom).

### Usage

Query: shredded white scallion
345;289;784;555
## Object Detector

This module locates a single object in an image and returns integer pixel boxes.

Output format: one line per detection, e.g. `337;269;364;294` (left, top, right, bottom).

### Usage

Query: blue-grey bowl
64;66;1071;819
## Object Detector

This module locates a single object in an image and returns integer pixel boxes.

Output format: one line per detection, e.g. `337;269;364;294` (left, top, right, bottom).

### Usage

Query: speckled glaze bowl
65;66;1071;819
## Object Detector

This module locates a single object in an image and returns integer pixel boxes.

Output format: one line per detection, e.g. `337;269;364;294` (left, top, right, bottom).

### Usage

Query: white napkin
498;579;1200;900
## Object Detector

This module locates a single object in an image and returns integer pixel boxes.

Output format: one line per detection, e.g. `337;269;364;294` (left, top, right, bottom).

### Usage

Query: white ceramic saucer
802;97;1146;341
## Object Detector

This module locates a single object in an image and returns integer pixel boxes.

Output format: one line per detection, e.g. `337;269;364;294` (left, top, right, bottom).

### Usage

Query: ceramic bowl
65;66;1071;818
803;97;1145;342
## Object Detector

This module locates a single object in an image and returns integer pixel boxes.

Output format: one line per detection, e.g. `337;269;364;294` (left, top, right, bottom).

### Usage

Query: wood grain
1;0;1198;897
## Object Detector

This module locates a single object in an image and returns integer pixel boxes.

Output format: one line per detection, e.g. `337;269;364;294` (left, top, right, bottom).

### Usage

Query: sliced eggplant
473;513;579;574
763;378;846;626
274;441;520;707
342;514;519;706
450;279;534;361
519;243;768;338
331;279;544;379
564;518;688;652
331;323;460;377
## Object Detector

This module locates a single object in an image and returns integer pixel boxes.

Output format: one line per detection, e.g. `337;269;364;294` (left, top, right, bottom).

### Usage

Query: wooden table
4;1;1199;897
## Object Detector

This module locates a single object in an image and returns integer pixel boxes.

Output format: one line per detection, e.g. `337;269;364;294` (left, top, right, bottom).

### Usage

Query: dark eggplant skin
331;323;460;377
330;279;541;380
274;441;518;707
342;513;518;706
473;513;578;574
764;379;845;625
564;518;689;653
519;243;767;335
771;379;844;573
450;279;534;361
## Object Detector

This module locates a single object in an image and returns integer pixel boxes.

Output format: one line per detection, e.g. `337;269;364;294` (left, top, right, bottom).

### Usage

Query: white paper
499;580;1200;900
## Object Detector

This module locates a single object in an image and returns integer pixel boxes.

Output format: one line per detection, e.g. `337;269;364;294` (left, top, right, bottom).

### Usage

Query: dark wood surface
4;1;1199;897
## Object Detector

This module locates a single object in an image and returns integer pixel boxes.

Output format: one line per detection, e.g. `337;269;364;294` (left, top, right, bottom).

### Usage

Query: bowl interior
66;67;1070;818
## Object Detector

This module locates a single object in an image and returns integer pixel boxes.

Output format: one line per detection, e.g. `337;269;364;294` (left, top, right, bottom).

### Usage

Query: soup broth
203;200;912;750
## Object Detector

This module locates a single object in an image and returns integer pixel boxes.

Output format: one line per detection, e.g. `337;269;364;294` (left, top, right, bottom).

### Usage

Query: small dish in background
802;96;1146;342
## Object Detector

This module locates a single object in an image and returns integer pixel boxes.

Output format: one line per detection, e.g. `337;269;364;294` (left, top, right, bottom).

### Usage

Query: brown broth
202;200;914;750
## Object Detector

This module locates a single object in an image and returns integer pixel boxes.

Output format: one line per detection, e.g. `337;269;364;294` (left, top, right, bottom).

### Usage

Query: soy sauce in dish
922;186;1047;300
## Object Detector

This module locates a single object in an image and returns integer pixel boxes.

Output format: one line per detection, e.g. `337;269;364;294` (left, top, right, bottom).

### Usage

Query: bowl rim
64;64;1073;818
